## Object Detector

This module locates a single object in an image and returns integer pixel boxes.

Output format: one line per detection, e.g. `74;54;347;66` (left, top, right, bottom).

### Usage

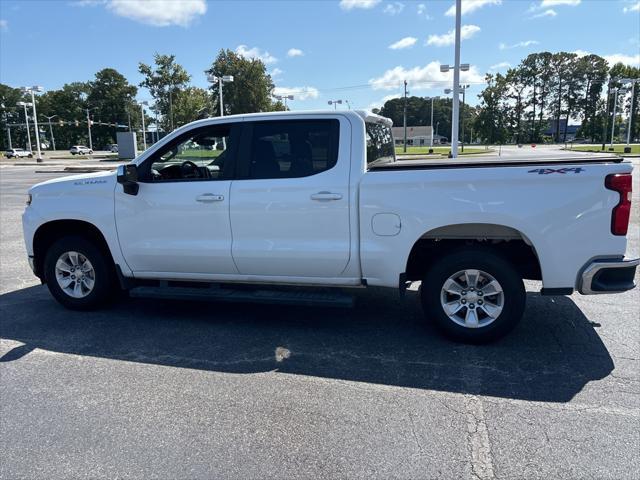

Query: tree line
378;52;639;145
2;49;638;151
0;49;284;150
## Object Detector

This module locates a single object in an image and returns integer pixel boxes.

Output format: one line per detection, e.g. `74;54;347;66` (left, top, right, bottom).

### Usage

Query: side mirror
116;164;139;195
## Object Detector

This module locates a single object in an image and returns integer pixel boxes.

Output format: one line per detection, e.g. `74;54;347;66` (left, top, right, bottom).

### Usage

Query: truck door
115;122;240;276
229;117;351;277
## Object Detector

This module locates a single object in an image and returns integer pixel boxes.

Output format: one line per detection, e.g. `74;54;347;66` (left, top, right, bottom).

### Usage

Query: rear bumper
579;258;639;294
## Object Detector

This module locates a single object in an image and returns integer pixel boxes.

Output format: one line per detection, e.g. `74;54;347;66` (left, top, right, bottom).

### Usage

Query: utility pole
403;79;408;153
450;0;462;158
86;108;93;151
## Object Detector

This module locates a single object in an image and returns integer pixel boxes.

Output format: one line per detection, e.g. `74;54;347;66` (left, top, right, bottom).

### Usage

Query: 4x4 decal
528;167;585;175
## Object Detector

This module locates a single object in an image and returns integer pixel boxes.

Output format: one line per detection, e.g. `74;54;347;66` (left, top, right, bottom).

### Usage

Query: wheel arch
33;219;115;281
404;222;542;283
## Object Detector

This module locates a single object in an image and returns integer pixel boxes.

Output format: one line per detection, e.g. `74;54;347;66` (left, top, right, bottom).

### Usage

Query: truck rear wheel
44;236;116;310
420;248;526;343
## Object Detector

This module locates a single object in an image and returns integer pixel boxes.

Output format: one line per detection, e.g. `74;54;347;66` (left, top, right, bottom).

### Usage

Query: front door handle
196;193;224;202
310;191;343;201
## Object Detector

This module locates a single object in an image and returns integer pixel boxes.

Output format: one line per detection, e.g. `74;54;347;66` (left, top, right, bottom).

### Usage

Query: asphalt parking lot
1;158;638;479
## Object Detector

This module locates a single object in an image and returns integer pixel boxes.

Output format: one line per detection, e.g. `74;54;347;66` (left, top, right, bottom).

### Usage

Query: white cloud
106;0;206;27
623;1;640;13
236;45;278;65
0;19;7;31
270;68;284;78
369;61;484;91
572;50;640;67
445;0;501;16
540;0;580;6
287;48;304;58
416;3;431;17
531;8;557;18
572;49;590;57
604;53;640;67
489;61;511;71
427;24;480;46
273;86;319;101
389;36;417;50
499;40;539;50
368;93;402;110
383;2;404;15
339;0;381;10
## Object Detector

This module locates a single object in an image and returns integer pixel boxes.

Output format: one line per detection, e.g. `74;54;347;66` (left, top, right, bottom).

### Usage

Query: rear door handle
310;191;343;201
196;193;224;202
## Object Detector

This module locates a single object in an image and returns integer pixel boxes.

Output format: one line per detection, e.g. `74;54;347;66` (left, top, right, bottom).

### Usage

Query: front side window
248;120;339;180
144;125;234;182
365;122;395;167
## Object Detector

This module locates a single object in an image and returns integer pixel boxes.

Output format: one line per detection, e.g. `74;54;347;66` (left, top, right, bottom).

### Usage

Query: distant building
544;119;581;141
391;125;447;146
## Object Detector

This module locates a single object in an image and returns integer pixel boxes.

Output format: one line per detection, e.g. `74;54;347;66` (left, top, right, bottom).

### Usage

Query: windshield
365;122;395;167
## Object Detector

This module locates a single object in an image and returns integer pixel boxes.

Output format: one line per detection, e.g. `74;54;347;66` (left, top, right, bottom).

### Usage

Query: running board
129;285;354;308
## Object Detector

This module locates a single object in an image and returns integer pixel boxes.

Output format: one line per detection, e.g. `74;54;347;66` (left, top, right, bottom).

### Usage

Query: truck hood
29;169;117;193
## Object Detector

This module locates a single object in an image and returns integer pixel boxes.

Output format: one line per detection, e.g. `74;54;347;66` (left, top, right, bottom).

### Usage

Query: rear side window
248;120;339;180
365;122;395;167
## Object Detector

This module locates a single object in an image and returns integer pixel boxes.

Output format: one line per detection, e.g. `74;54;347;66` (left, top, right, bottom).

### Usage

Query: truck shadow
0;285;613;403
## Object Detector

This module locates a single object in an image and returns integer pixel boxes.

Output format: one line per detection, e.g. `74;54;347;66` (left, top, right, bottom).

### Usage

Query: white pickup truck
22;110;637;342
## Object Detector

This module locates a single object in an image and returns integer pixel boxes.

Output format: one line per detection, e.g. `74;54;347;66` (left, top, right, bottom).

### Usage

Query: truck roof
187;109;393;127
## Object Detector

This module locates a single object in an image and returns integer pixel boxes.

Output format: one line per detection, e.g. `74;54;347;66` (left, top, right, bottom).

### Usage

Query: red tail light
605;173;632;236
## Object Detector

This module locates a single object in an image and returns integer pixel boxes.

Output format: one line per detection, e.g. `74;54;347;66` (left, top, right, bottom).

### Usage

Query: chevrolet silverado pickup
22;110;638;342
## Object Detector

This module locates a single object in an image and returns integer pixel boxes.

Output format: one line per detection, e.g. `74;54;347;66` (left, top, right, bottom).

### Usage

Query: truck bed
369;153;624;171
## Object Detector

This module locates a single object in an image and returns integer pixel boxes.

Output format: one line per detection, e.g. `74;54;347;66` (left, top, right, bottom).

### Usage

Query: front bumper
579;258;639;294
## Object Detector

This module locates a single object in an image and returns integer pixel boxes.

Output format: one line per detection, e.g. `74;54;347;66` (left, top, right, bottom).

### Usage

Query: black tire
28;154;33;158
420;247;526;343
88;150;93;154
44;235;116;310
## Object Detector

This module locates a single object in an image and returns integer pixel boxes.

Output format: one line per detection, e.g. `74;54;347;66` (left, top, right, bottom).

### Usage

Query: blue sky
0;0;638;110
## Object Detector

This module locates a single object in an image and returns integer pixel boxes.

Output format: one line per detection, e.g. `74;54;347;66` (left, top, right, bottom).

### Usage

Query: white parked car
70;145;93;155
5;148;33;158
22;110;638;343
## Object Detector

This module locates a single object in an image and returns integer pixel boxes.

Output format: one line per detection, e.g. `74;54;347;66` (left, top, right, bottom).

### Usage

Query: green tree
0;84;28;150
87;68;138;148
474;73;510;144
139;54;190;131
205;49;280;114
172;87;212;127
37;82;91;149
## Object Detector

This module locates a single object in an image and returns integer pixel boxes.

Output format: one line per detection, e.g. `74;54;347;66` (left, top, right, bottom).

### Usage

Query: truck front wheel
420;248;526;343
44;236;116;310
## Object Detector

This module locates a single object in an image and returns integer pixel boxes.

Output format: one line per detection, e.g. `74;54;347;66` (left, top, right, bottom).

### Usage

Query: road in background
1;152;638;479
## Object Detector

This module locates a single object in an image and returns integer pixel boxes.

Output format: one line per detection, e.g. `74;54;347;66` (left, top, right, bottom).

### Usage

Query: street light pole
621;79;637;146
17;102;32;152
430;97;436;148
44;114;58;151
403;80;408;153
206;73;234;117
140;101;148;150
460;84;469;152
451;0;462;158
611;86;620;148
23;87;44;162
